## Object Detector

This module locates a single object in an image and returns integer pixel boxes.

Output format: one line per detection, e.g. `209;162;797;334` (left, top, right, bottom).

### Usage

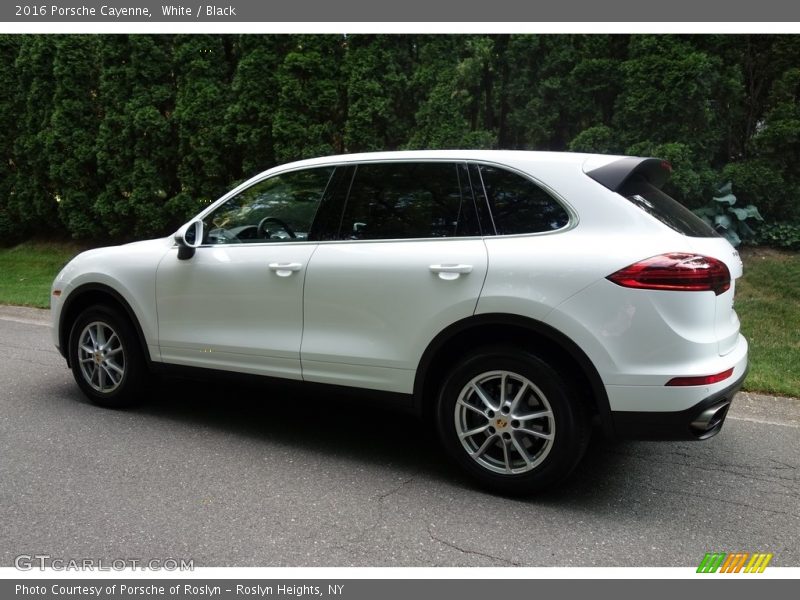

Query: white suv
51;151;748;494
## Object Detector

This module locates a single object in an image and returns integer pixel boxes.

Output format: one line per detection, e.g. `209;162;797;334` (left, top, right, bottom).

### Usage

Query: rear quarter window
620;177;719;238
477;164;570;235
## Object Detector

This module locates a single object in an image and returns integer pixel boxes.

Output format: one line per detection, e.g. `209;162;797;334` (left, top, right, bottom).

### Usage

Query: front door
155;166;335;379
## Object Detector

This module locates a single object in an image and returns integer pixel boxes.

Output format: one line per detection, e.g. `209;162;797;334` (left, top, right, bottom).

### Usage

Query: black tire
67;304;148;408
436;346;590;495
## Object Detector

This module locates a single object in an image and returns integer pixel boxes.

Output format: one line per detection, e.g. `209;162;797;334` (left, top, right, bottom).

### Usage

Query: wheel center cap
495;417;509;430
94;352;102;364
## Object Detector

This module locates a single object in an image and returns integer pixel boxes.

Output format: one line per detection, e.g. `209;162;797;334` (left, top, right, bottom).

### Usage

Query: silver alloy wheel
454;370;555;475
77;321;125;394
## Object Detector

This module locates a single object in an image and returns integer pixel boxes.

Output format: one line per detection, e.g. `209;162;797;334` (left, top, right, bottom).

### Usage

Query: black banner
3;0;800;22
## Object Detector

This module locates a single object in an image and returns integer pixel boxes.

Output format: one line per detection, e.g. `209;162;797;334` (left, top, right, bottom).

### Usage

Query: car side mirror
175;219;203;260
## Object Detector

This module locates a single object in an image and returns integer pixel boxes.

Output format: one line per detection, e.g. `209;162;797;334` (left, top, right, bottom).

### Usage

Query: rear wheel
68;305;147;408
436;347;590;494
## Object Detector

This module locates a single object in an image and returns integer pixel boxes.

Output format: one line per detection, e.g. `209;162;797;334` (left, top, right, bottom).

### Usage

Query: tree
565;35;628;153
47;36;102;238
273;35;346;162
615;36;723;158
406;36;495;149
95;35;136;239
501;35;615;150
2;34;800;245
343;34;416;152
96;35;179;239
12;36;59;240
0;36;21;242
729;65;800;220
614;36;728;204
169;35;234;222
225;35;289;177
126;35;179;236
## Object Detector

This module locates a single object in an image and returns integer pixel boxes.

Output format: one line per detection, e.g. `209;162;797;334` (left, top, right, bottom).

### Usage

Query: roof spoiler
586;157;672;192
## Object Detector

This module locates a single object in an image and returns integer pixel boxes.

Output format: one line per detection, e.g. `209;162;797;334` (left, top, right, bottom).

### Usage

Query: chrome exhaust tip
690;400;731;439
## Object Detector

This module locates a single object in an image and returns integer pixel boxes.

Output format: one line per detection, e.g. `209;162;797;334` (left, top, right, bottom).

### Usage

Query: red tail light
666;368;734;387
607;253;730;295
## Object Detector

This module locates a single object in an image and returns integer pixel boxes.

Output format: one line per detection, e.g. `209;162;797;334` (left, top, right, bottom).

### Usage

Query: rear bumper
611;368;747;440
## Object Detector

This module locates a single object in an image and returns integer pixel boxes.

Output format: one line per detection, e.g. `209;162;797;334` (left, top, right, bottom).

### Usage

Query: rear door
301;161;489;394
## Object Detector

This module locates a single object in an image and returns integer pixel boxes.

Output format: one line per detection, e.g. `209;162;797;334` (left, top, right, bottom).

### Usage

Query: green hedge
1;34;798;244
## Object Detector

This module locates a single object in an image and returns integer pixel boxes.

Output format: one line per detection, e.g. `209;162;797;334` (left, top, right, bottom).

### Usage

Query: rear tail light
666;368;734;387
607;253;730;295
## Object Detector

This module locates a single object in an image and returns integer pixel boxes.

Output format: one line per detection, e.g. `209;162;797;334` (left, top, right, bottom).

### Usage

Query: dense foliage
1;34;798;244
693;182;764;247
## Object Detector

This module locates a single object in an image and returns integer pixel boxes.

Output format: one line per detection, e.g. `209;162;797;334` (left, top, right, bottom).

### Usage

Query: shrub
693;182;763;247
723;159;798;222
568;125;617;154
755;222;800;250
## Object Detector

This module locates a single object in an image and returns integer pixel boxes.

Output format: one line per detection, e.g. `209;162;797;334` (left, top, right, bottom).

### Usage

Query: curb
0;304;50;325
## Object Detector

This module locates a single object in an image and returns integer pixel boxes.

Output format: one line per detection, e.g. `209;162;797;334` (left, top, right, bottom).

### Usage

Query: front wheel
68;305;147;408
436;348;590;495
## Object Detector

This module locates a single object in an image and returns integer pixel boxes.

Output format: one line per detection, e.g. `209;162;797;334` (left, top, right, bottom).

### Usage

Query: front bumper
611;368;748;440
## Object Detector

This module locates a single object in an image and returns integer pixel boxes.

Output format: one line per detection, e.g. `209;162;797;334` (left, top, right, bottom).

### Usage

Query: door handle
268;262;303;277
429;264;473;280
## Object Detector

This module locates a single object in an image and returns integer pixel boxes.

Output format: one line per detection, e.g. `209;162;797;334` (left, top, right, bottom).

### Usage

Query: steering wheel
257;216;296;240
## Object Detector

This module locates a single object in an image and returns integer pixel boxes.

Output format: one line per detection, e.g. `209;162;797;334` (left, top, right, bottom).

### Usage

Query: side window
338;162;479;240
202;167;334;244
478;165;570;235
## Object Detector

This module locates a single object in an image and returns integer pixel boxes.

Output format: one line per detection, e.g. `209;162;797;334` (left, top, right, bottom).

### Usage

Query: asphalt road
1;307;798;568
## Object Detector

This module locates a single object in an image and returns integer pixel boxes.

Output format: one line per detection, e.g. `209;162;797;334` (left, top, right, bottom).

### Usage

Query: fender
59;282;153;369
413;313;614;436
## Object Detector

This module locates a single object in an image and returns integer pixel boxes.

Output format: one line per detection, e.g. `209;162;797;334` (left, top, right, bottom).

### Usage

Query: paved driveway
1;307;797;567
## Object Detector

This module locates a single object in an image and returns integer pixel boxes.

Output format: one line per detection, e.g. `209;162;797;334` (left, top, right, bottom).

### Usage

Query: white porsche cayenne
51;151;748;494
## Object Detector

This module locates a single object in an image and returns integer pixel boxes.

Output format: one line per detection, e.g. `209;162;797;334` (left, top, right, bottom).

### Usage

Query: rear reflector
607;253;730;295
666;368;734;387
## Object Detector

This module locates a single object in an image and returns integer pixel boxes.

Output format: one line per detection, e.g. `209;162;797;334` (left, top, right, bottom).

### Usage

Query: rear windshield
619;177;719;238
